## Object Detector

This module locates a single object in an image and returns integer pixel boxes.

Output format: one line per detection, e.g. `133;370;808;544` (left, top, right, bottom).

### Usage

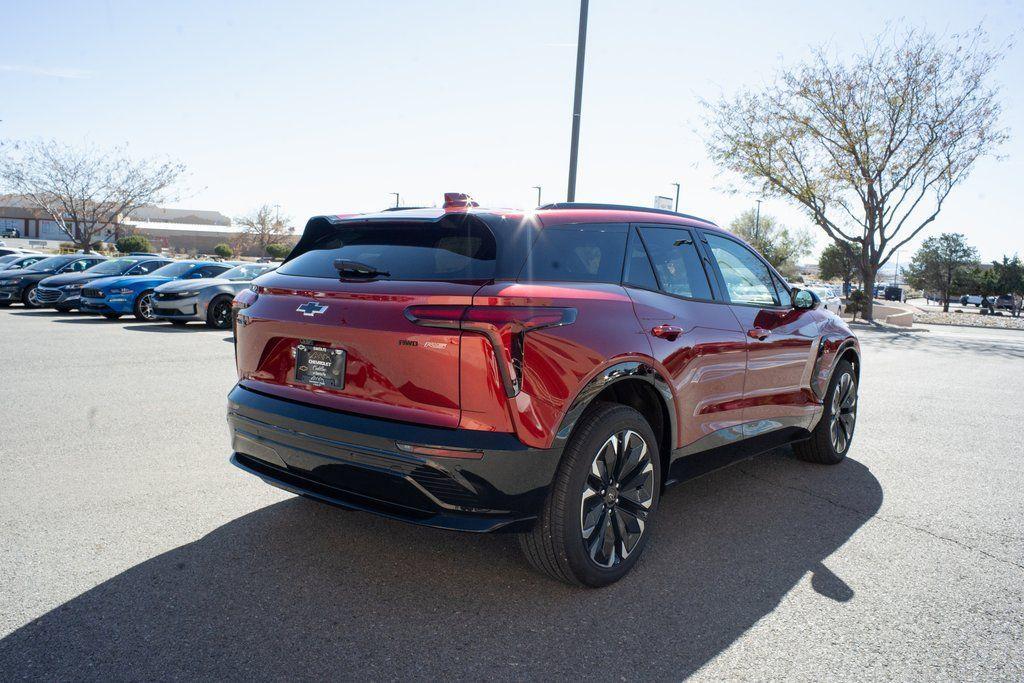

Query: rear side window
637;227;713;300
279;220;496;281
520;224;627;283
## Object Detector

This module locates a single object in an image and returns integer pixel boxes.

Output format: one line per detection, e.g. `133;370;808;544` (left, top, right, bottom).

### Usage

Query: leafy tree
846;289;868;322
265;243;291;260
0;140;185;251
905;233;978;312
988;255;1024;316
235;204;294;254
818;243;857;294
704;26;1008;320
116;234;153;254
728;208;813;278
214;243;233;259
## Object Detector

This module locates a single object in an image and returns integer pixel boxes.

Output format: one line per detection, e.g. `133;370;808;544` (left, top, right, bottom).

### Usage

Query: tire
794;359;857;465
133;290;156;321
519;402;661;587
206;295;233;329
103;312;122;320
22;285;41;308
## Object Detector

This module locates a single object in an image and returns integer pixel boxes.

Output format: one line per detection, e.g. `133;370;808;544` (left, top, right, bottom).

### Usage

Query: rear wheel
206;295;233;329
519;402;660;587
22;285;41;308
794;359;857;465
133;290;156;321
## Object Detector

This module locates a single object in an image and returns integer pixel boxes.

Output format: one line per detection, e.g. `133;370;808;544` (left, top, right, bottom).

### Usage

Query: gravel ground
1;309;1022;681
913;309;1024;330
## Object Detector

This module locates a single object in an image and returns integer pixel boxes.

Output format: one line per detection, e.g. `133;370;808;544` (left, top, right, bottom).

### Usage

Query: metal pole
566;0;589;202
755;200;762;238
532;186;542;207
671;183;680;212
390;192;400;208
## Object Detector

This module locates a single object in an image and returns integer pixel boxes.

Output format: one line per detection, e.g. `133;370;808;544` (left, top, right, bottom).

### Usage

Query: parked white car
809;285;844;315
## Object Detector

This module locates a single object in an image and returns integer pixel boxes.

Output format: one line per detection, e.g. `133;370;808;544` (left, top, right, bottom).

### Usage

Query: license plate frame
294;343;346;390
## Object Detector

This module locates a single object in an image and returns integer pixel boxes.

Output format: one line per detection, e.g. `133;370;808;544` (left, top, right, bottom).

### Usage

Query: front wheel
22;285;41;308
206;295;233;329
794;359;857;465
133;290;156;321
519;402;660;587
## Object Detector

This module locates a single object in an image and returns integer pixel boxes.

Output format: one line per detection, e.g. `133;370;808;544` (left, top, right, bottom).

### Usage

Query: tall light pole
389;192;400;208
670;182;680;212
566;0;589;202
532;186;542;207
755;199;762;237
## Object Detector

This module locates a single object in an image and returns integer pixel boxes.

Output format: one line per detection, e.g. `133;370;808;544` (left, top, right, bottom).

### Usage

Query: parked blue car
79;260;234;321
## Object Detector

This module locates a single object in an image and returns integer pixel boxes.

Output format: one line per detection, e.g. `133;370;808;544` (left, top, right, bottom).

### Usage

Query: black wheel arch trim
552;360;677;458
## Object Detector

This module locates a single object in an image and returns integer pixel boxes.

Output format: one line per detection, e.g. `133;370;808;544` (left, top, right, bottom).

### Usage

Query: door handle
747;327;772;341
651;324;684;340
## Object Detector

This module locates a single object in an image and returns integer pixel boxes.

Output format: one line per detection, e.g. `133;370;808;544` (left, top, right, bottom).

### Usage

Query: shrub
214;243;234;259
116;234;153;254
265;243;291;260
846;289;868;322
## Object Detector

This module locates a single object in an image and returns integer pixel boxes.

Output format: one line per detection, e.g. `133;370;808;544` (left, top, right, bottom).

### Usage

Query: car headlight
175;291;201;297
63;284;83;291
0;278;21;286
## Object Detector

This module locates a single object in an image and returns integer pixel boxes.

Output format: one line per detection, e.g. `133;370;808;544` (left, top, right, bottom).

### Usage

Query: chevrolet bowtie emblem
296;302;328;317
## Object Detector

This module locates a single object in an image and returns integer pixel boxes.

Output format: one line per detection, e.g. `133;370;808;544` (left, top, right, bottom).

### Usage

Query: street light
755;199;763;236
532;186;542;207
566;0;589;202
389;192;400;208
670;183;680;212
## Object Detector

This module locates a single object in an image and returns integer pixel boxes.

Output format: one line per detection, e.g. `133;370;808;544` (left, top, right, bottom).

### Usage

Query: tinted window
150;262;194;278
520;224;627;283
773;274;793;307
280;220;496;281
623;229;658;290
192;265;229;278
128;260;168;275
705;234;780;306
63;259;97;273
637;227;713;300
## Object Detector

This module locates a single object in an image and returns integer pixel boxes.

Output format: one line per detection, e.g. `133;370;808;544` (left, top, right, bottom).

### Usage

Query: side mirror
793;288;819;310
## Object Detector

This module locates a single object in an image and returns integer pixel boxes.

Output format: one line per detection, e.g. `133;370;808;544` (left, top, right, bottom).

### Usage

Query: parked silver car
151;263;277;329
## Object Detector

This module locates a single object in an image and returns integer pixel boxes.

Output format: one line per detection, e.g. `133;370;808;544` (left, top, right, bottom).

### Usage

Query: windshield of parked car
87;258;139;275
219;264;275;281
26;256;73;273
148;262;194;278
0;255;18;265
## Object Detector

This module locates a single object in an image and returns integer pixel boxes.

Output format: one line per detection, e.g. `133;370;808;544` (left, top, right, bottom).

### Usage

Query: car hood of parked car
154;278;233;294
39;271;116;287
87;275;174;292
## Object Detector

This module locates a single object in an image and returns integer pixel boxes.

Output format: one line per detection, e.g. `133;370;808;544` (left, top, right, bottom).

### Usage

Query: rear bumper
227;384;561;533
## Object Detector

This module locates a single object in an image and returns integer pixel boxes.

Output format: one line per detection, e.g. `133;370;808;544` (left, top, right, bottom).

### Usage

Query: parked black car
1;227;20;238
0;254;107;308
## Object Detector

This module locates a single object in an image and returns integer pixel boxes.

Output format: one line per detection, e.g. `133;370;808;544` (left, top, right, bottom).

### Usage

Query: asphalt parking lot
1;308;1022;681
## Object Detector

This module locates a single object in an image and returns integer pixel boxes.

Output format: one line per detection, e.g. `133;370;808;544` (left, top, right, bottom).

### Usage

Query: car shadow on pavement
122;323;222;334
0;449;882;680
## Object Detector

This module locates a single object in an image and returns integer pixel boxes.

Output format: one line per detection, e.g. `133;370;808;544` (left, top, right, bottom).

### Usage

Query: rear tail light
405;305;576;397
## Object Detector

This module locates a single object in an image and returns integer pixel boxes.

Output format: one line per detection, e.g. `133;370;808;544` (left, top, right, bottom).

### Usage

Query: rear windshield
279;220;496;281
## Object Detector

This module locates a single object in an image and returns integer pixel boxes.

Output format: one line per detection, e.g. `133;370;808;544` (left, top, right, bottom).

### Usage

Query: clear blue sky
2;0;1021;262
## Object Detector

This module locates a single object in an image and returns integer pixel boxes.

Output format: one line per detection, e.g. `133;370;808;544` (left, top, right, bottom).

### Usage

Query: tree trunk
861;268;876;320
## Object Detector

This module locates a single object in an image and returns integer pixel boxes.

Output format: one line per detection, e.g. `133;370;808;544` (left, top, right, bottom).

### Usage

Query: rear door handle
747;327;772;341
651;324;684;341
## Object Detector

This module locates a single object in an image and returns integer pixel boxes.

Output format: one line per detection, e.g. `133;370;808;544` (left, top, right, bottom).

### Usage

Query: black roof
538;202;717;226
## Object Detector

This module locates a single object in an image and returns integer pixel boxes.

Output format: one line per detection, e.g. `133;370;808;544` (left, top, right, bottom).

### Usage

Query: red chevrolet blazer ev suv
228;196;860;587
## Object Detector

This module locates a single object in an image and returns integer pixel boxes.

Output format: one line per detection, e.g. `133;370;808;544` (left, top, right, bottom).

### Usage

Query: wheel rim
213;301;231;327
580;429;654;569
139;293;155;320
26;288;39;306
829;372;857;454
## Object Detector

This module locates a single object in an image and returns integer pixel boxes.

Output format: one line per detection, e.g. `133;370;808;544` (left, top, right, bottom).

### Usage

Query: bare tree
704;26;1008;319
235;204;294;255
0;140;185;251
